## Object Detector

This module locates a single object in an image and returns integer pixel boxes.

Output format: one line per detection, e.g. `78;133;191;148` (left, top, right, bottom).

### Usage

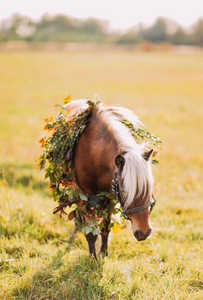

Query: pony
64;99;156;259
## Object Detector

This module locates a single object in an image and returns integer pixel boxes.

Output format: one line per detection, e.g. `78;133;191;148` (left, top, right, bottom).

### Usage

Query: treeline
0;13;203;46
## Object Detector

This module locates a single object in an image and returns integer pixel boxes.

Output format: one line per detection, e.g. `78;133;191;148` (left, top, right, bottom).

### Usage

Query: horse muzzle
134;228;152;241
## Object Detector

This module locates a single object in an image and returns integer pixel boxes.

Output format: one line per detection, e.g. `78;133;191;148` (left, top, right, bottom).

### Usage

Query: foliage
121;119;162;164
0;13;203;45
0;13;109;43
139;18;168;43
37;98;112;235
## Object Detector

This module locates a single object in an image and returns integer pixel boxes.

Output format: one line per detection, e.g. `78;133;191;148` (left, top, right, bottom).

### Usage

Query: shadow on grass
0;163;48;193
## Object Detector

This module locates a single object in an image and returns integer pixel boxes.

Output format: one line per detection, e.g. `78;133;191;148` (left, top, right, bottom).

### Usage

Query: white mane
65;99;154;208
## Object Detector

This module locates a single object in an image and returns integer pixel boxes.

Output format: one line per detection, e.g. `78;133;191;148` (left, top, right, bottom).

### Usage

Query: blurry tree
171;26;188;45
77;18;109;42
36;14;73;31
27;15;108;42
0;14;22;41
0;19;8;41
30;14;75;42
0;14;35;41
81;18;106;35
139;18;168;43
116;29;141;44
192;18;203;45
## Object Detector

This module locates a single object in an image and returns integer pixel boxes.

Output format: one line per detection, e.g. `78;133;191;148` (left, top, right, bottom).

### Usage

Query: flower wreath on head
36;95;161;236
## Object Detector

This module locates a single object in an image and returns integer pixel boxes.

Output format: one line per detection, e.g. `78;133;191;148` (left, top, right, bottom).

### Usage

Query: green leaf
88;195;101;205
84;225;94;235
62;189;67;196
44;172;49;179
151;158;159;164
78;193;88;201
92;228;101;236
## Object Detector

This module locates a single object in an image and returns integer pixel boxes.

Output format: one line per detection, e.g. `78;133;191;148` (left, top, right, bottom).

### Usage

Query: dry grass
0;48;202;299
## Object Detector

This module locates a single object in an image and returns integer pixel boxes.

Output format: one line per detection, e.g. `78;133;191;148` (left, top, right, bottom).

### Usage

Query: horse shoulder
74;113;118;194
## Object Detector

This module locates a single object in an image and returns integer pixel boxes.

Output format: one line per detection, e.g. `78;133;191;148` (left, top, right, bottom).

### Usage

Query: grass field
0;47;203;299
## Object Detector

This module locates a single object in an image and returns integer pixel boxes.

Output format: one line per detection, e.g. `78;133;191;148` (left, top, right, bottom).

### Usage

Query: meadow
0;46;202;299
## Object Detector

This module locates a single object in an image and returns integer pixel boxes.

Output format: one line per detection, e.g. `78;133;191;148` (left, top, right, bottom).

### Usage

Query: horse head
114;149;155;241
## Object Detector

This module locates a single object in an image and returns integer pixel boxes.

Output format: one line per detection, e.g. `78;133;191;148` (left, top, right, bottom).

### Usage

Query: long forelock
122;150;153;209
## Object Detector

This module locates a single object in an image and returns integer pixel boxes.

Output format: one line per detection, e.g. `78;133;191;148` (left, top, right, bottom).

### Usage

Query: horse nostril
134;228;152;241
134;230;143;241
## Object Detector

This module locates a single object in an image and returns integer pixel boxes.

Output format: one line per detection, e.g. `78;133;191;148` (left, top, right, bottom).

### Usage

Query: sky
1;0;203;31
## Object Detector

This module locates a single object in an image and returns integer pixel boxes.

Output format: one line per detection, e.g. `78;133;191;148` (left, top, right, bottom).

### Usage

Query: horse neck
74;108;118;195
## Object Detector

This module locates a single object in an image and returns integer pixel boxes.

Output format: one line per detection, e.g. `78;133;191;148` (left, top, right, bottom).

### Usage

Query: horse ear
142;149;153;161
115;154;125;172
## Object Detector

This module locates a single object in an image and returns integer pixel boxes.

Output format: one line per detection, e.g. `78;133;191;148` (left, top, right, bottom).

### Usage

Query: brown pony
66;100;155;259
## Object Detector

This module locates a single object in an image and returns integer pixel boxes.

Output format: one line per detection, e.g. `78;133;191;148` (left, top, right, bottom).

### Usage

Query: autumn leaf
63;94;71;104
112;223;122;235
44;117;53;124
66;109;71;115
39;137;45;144
49;183;56;189
44;124;49;130
68;210;75;220
39;138;46;147
36;158;46;169
44;118;49;123
52;127;57;135
44;123;53;131
35;159;42;168
152;151;157;158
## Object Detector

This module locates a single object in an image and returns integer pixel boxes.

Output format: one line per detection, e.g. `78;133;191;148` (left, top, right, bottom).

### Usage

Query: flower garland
121;119;162;164
36;96;161;236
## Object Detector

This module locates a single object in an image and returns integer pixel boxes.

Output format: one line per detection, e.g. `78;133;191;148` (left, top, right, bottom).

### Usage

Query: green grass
0;48;202;299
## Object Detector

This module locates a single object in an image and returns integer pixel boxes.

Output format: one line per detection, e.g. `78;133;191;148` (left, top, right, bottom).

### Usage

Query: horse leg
85;232;97;260
101;218;110;256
